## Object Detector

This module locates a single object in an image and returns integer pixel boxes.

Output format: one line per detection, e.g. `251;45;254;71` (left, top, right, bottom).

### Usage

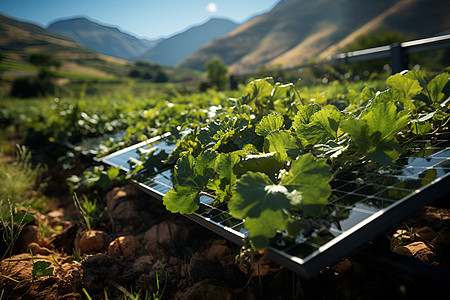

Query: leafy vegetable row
160;69;450;249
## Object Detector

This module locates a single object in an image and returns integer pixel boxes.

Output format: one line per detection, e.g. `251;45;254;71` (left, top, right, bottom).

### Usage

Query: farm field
1;67;450;299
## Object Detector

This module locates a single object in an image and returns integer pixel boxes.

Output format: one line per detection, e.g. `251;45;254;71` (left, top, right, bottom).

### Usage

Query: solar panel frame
100;131;450;278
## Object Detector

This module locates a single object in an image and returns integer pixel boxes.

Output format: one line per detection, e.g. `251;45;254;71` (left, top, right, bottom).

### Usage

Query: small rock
47;209;65;225
414;226;436;242
144;221;189;249
0;253;34;280
82;254;121;292
77;230;108;254
434;227;450;256
174;279;233;300
51;224;79;254
206;240;233;263
108;235;143;260
419;207;450;230
27;242;52;255
133;255;155;272
393;241;439;266
333;258;352;274
392;245;412;257
188;252;225;283
105;185;141;204
16;225;44;253
107;188;157;234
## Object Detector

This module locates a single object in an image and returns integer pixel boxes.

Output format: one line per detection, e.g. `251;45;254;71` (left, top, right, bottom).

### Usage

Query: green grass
0;145;48;220
0;62;37;72
55;70;116;81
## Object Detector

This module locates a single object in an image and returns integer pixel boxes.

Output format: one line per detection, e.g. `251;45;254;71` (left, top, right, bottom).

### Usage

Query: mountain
0;14;91;60
137;18;239;67
48;17;160;60
0;14;128;76
179;0;450;72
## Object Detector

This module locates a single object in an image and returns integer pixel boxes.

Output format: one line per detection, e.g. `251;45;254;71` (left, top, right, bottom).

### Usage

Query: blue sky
0;0;280;39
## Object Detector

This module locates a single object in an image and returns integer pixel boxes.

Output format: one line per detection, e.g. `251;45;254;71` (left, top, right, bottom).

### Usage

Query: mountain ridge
179;0;450;72
47;16;239;66
0;13;128;78
137;18;239;67
48;17;158;60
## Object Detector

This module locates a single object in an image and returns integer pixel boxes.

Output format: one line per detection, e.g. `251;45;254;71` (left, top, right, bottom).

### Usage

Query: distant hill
179;0;450;72
48;17;159;60
137;18;239;67
0;14;128;77
0;14;92;61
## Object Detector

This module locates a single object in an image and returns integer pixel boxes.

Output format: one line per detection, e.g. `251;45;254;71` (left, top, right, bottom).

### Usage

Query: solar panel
67;130;128;157
101;133;172;172
101;131;450;278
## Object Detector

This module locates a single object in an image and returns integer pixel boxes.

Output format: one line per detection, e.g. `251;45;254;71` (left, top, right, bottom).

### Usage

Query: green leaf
174;150;216;189
341;101;410;164
308;92;327;105
163;186;200;214
427;73;449;103
32;259;54;280
136;146;170;174
242;79;274;105
229;153;332;249
271;83;294;101
234;152;284;182
242;143;260;153
313;140;348;159
255;112;284;137
411;112;434;135
13;212;35;226
371;89;402;107
386;73;423;108
233;126;263;150
367;137;404;165
163;150;217;214
107;166;121;180
292;103;321;128
208;152;244;202
293;107;343;146
229;171;291;249
197;121;224;146
280;153;332;216
198;118;251;153
263;130;302;161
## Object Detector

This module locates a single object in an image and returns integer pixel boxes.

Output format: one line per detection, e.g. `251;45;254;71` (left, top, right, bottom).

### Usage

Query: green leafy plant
73;193;102;231
30;249;54;281
1;201;33;261
72;248;82;262
160;70;450;250
67;165;125;193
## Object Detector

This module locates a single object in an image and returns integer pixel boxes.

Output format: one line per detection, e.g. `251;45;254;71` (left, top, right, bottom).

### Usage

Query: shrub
10;76;55;98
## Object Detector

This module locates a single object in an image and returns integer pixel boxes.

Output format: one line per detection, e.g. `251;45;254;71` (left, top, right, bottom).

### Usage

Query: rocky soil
1;163;450;299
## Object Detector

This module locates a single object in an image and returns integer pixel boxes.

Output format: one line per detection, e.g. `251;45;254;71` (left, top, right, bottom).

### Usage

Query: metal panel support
389;43;409;74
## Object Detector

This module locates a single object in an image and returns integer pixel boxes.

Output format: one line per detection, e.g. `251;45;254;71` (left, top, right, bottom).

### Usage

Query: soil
1;156;450;299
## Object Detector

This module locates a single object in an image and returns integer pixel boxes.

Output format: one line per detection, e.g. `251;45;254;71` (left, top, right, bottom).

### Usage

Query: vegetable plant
160;70;450;250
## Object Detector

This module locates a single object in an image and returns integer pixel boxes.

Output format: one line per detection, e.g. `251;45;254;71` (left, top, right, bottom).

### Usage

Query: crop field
1;67;450;299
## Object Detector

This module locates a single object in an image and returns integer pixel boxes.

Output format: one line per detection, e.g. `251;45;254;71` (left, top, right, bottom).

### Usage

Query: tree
206;58;228;90
129;69;141;78
10;52;60;97
28;52;61;79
